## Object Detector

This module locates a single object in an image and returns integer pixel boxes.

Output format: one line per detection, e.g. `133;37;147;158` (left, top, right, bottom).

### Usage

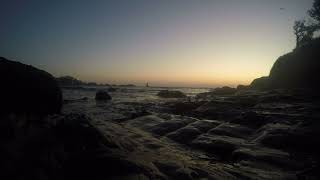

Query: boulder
0;57;62;116
236;85;250;91
250;76;270;90
157;90;187;98
212;86;237;95
95;90;111;101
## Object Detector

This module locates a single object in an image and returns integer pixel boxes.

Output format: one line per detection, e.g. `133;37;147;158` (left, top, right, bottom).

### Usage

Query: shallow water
63;86;210;103
62;86;210;121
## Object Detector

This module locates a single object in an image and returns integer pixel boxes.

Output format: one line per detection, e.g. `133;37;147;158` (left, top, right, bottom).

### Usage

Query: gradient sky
0;0;313;87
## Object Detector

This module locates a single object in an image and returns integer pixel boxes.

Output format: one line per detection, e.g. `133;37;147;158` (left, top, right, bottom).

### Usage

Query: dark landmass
117;84;136;87
250;38;320;90
56;76;110;87
0;57;62;116
56;76;136;88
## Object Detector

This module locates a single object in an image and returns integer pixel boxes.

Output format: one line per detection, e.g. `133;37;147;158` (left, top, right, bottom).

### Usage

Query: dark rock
231;111;266;128
258;93;300;103
157;90;187;98
253;122;320;154
232;147;302;170
149;116;196;136
191;135;244;159
56;76;84;86
195;91;215;100
212;86;237;95
250;39;320;90
236;85;250;91
127;115;166;131
86;82;97;86
0;57;62;116
150;120;191;136
63;97;88;104
208;123;253;139
166;126;202;144
167;101;204;115
268;39;320;89
107;87;117;92
166;119;222;144
118;84;136;87
250;76;270;90
194;100;241;119
95;90;111;101
189;119;221;132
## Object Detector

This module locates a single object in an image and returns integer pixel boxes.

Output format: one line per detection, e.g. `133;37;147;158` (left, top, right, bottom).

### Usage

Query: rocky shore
1;38;320;180
61;88;320;180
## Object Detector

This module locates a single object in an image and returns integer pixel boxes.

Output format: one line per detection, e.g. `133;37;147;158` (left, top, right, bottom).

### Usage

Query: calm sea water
62;86;211;120
63;86;211;103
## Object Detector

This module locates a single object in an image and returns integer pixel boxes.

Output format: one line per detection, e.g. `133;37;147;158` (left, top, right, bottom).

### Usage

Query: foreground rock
0;57;62;116
95;90;112;101
62;85;320;179
157;90;187;98
0;113;159;180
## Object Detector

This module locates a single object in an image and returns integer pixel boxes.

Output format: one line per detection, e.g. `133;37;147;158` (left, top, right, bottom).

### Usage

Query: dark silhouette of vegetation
309;0;320;22
250;0;320;90
294;0;320;48
294;20;313;47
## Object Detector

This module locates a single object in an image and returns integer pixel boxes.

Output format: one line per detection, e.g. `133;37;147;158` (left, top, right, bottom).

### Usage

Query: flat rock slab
191;134;246;158
208;123;254;139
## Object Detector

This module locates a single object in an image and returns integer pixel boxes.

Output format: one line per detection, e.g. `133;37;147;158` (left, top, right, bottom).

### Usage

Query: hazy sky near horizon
0;0;313;87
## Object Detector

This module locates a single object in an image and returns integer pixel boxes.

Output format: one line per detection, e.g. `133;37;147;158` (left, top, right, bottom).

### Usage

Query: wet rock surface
61;88;320;179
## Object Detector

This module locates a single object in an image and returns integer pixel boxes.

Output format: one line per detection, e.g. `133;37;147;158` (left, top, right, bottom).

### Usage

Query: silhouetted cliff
0;57;62;115
251;38;320;90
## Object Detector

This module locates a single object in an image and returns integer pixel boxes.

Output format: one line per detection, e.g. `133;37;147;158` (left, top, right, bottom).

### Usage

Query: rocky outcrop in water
211;86;237;95
157;90;187;98
56;76;84;86
250;76;270;90
95;90;112;101
0;57;62;116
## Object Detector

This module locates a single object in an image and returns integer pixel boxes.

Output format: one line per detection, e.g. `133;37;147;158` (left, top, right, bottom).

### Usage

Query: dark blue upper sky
0;0;313;87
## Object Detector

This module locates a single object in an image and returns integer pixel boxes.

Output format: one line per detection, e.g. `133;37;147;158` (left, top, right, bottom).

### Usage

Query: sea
62;86;211;121
63;86;211;103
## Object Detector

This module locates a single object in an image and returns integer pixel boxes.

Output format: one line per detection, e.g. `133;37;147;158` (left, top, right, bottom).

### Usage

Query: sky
0;0;314;87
